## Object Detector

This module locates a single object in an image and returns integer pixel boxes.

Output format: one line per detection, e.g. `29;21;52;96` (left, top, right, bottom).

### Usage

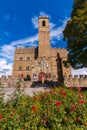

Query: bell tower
38;16;50;58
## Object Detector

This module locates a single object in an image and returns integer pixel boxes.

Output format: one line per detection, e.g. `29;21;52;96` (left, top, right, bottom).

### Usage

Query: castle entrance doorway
38;72;47;81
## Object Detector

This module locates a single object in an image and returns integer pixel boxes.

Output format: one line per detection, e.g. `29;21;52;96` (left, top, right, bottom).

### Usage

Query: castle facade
12;16;71;82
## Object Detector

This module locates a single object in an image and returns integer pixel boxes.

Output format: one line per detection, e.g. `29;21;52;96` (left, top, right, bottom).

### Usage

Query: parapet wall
15;47;35;54
50;48;67;58
64;75;87;87
0;76;32;88
0;76;17;88
0;75;87;88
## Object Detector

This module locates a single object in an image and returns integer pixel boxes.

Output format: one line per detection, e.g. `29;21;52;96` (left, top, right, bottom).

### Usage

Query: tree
63;1;87;68
71;0;86;16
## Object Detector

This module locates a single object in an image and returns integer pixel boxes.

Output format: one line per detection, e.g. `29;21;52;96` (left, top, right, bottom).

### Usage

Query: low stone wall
0;75;87;88
0;75;32;88
64;75;87;87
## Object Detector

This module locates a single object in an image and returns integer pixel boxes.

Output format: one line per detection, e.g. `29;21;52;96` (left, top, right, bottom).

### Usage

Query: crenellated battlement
0;75;32;88
64;75;87;87
0;75;17;88
50;48;67;58
0;74;87;88
15;47;35;54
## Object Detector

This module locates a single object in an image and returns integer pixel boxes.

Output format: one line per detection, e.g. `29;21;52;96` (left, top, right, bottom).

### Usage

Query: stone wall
0;76;32;88
0;75;87;88
64;75;87;87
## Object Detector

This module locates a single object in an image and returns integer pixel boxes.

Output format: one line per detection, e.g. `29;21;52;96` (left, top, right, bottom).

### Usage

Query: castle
12;16;71;82
0;16;87;88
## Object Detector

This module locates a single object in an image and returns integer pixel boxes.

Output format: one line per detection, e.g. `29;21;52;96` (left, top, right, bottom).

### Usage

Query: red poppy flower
0;114;2;119
32;106;37;111
56;101;62;106
79;94;83;99
62;93;67;97
77;87;81;92
34;97;37;101
79;100;84;105
71;104;75;112
43;119;47;123
59;89;64;94
76;117;81;122
11;110;15;115
59;89;67;97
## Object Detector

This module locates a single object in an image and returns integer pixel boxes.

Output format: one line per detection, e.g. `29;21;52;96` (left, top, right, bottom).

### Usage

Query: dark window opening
26;66;29;70
24;74;31;81
18;66;22;70
19;57;23;60
42;20;46;26
38;62;41;65
26;57;30;60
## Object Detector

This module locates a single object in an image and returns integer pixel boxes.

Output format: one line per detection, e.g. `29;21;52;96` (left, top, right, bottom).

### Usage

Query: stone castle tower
38;16;50;58
12;16;71;82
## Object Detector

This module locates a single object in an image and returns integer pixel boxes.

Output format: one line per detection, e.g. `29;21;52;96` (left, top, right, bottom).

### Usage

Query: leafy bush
0;86;87;130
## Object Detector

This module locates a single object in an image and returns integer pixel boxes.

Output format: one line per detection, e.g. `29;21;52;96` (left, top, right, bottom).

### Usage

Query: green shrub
0;86;87;130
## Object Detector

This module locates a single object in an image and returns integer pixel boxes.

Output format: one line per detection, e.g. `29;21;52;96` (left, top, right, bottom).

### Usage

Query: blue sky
0;0;75;76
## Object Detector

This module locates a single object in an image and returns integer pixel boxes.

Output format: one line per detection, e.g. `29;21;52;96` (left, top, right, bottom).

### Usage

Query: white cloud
1;45;15;55
0;59;12;77
11;34;38;46
72;68;87;77
50;23;55;30
0;45;15;60
50;18;69;41
39;12;51;19
0;35;38;77
31;16;38;28
0;59;6;68
0;45;15;77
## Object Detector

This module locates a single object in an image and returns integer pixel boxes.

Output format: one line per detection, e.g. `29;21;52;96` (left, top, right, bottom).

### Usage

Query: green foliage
16;74;24;88
0;86;87;129
63;1;87;68
0;82;4;106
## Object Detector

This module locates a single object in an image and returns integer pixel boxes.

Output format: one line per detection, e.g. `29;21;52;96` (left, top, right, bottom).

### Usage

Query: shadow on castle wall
56;53;64;85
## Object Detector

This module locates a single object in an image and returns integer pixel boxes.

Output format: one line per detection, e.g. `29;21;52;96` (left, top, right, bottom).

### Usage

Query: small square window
26;57;30;60
18;66;22;70
26;66;29;70
19;57;23;60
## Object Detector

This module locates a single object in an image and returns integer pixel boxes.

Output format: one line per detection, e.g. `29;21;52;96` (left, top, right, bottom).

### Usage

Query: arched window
18;66;22;70
19;57;23;60
45;63;48;68
42;20;46;26
26;66;29;70
26;56;30;60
